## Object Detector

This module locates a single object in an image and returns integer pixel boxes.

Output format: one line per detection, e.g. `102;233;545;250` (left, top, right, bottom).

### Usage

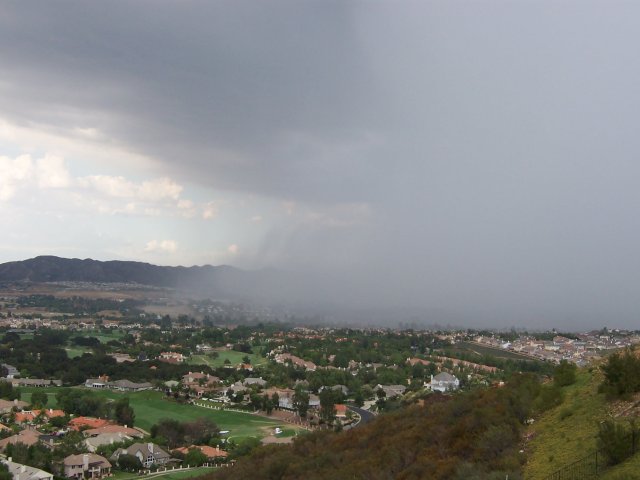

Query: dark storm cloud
0;0;381;202
3;1;640;328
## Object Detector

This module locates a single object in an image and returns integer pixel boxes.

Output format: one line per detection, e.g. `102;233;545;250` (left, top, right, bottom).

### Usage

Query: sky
1;1;640;329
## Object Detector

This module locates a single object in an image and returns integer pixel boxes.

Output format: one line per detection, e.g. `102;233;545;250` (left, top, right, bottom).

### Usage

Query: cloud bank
2;1;640;328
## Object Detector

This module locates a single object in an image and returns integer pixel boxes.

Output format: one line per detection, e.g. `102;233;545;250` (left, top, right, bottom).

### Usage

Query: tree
0;381;20;401
30;391;48;408
250;393;263;411
598;419;638;466
0;461;11;480
600;349;640;398
50;415;69;429
319;389;336;424
353;390;364;408
184;418;219;445
184;448;207;467
375;387;387;411
55;431;88;458
292;386;309;418
114;397;135;427
118;454;142;472
151;419;185;448
554;360;577;387
261;394;274;414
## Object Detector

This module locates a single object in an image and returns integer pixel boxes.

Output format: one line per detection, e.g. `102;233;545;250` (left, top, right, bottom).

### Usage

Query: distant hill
0;256;273;299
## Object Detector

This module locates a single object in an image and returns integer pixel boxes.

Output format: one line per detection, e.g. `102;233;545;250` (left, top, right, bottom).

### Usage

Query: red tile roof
69;417;111;430
173;445;228;458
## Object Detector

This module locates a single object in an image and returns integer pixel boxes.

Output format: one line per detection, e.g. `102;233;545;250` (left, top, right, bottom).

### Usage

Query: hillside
0;256;275;300
523;368;607;478
524;363;640;480
204;377;555;480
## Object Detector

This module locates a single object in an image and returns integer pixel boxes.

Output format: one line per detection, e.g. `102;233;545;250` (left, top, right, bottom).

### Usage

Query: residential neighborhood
0;291;638;479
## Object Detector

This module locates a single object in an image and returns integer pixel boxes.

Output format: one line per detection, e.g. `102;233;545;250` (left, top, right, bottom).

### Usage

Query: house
11;379;62;388
273;353;317;371
85;378;109;389
335;404;348;419
3;459;53;480
63;454;111;479
308;394;320;408
182;372;209;384
85;432;134;453
15;409;65;424
242;377;266;388
159;352;185;363
0;398;29;413
83;424;144;439
109;354;135;363
110;380;152;392
181;372;220;397
319;385;349;396
84;378;152;392
263;388;295;409
173;445;228;460
427;372;460;393
407;358;432;367
2;364;19;379
68;417;111;431
374;384;407;399
0;429;42;450
110;443;171;468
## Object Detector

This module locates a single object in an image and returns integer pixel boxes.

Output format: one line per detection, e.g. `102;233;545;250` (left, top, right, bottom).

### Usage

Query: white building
4;459;53;480
427;372;460;393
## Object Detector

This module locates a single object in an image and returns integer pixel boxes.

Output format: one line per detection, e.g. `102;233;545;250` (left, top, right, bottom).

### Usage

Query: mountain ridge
0;256;268;299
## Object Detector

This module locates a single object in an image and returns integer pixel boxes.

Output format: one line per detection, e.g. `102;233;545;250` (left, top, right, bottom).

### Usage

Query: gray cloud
2;1;640;328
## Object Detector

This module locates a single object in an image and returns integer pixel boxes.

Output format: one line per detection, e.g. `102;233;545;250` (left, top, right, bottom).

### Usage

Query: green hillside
524;361;640;480
206;375;561;480
523;368;606;478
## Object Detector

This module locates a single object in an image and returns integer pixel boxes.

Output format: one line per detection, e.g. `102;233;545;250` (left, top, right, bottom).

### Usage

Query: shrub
554;361;577;387
599;348;640;398
533;385;563;413
597;420;639;466
558;407;573;420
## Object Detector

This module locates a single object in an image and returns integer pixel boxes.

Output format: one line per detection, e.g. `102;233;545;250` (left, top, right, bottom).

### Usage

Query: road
347;405;376;427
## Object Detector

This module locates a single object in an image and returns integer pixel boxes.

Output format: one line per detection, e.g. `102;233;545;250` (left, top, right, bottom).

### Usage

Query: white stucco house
427;372;460;392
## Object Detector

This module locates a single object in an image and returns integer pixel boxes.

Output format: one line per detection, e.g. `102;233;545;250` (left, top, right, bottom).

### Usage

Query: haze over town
2;2;640;329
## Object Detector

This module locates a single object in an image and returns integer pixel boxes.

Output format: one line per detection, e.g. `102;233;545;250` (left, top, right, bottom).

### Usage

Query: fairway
189;350;266;368
447;341;538;361
20;388;61;407
20;387;281;441
65;346;90;358
112;466;216;480
77;330;126;343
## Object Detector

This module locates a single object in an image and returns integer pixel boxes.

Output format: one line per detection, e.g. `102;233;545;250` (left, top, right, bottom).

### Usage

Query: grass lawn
112;466;216;480
278;428;298;438
447;341;539;362
20;388;62;407
188;350;266;368
82;330;126;343
601;453;640;480
20;387;281;441
523;368;607;479
155;467;218;480
65;346;90;358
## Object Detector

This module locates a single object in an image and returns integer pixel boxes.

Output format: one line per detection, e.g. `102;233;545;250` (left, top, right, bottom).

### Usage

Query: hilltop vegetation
524;350;640;479
205;373;568;480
